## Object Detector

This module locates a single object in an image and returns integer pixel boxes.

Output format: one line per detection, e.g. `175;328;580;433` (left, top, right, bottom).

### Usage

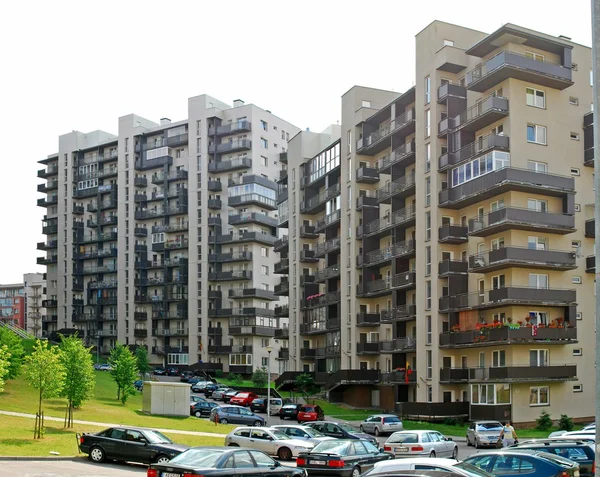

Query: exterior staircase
0;321;34;340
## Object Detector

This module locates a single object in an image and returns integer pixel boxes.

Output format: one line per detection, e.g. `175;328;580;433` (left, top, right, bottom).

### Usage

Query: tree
135;346;150;378
0;327;24;379
0;345;11;393
251;367;268;388
59;335;95;428
23;340;65;438
295;373;320;401
109;344;138;404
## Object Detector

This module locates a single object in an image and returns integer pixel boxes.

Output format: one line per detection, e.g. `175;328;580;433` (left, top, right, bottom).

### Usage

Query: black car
167;367;179;376
297;439;393;477
279;403;302;420
78;426;188;464
147;446;306;477
204;383;226;397
463;449;581;477
153;367;166;376
511;439;595;477
250;398;267;413
306;421;379;447
191;401;220;418
180;371;195;382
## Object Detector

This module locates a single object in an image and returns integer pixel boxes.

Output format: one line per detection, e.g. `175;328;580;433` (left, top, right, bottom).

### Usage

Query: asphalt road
0;459;146;477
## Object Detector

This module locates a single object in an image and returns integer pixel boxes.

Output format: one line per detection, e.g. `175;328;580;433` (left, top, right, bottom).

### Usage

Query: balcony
380;305;417;323
376;171;416;203
468;207;575;237
439;326;578;348
438;224;468;244
357;109;416;156
37;165;59;178
439;287;576;312
362;205;416;238
356;313;380;326
299;224;319;238
376;141;416;174
585;219;595;238
229;193;277;210
209;232;277;246
229;327;278;338
274;282;290;297
314;265;340;283
437;83;467;103
438;134;509;171
208;139;252;154
42;224;58;235
315;210;341;232
438;260;468;276
469;247;577;273
208;157;252;173
274;306;289;318
274;235;289;252
356;167;379;183
357;272;416;298
37;240;58;251
300;318;340;334
356;193;378;210
301;183;341;215
356;342;380;354
300;348;316;359
37;196;58;207
440;365;577;383
358;240;415;268
440;167;574;209
299;249;319;263
151;169;188;184
134;177;147;187
301;291;340;309
134;312;148;321
229;212;278;228
37;180;59;193
211;120;252;136
228;288;277;301
452;96;509;134
466;51;573;93
586;255;595;273
274;259;290;275
208;271;252;281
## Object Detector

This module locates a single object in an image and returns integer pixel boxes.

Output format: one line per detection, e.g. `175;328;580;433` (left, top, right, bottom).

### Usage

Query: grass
0;415;224;457
0;371;236;434
215;377;276;388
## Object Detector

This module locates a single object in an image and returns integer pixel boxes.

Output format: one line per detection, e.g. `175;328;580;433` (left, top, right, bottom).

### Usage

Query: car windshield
454;461;496;477
387;432;418;444
169;449;225;466
283;405;297;409
535;452;579;466
338;423;358;433
383;417;401;423
271;430;291;440
305;428;327;438
476;422;503;431
312;441;350;455
253;399;265;404
143;430;173;444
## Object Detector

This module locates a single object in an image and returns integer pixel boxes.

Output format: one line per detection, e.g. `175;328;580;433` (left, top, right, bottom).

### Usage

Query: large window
307;142;341;184
167;354;188;365
230;354;252;365
527;124;547;145
529;349;549;367
529;386;549;406
425;110;431;137
526;88;546;108
451;151;510;187
471;384;511;405
425;76;431;104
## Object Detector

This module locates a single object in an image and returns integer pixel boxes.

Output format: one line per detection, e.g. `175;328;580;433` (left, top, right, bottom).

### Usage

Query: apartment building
24;273;45;338
37;94;298;373
275;21;595;424
0;273;45;337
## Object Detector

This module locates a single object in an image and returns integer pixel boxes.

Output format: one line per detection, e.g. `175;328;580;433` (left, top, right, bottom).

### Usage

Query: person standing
500;421;518;447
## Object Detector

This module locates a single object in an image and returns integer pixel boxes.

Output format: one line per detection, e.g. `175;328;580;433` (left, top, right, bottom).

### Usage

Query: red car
297;404;324;423
229;392;259;407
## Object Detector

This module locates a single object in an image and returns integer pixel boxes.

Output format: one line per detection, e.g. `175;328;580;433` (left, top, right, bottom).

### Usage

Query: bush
444;417;459;426
228;373;243;385
558;414;574;431
251;367;268;388
215;369;223;378
536;410;553;431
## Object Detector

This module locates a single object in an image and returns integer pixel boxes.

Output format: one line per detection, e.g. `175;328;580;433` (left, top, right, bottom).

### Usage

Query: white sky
0;0;592;284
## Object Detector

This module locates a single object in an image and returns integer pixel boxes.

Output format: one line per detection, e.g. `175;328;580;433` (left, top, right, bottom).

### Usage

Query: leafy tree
228;373;244;385
251;367;268;388
295;373;320;400
0;327;24;378
109;343;138;404
536;410;553;431
135;346;150;378
23;340;65;438
59;335;95;427
0;345;11;393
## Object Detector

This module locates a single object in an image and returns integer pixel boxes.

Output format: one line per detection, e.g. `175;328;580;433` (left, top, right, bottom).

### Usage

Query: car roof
474;420;503;424
376;457;460;467
369;414;400;418
108;426;162;432
220;404;247;409
465;449;543;457
516;438;593;445
389;430;438;435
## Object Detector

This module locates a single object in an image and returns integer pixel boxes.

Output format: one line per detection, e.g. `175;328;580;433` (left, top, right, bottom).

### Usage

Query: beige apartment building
37;95;297;373
275;21;595;424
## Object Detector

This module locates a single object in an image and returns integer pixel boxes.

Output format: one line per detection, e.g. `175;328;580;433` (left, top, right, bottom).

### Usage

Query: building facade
0;283;25;329
24;273;45;338
37;95;298;373
275;21;595;423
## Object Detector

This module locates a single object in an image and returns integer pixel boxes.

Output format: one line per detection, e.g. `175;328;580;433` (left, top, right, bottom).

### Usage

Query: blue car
463;449;580;477
209;405;265;426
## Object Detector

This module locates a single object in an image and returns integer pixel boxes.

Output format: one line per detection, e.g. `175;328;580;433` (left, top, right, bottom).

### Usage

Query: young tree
251;367;268;388
59;335;95;428
109;344;138;404
295;373;320;401
23;340;65;438
135;346;150;378
0;345;11;393
0;327;24;378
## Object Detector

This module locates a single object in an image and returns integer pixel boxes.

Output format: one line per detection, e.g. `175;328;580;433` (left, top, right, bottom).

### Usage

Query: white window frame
491;237;505;250
492;350;506;367
527;124;547;145
528;160;547;173
425;76;431;104
529;386;550;406
425;177;431;207
525;51;545;62
526;87;546;108
425;143;431;173
528;236;547;250
529;273;549;289
527;198;548;212
425;109;431;138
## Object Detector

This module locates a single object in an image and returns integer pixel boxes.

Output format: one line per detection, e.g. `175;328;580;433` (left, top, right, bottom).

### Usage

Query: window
425;246;431;276
528;160;547;173
572;276;582;284
261;265;269;276
569;97;579;105
491;237;504;250
573;348;582;356
530;349;549;367
425;177;431;206
528;198;547;212
529;273;548;289
347;186;352;210
261;247;269;258
526;88;545;108
347;130;352;153
426;315;432;344
425;76;431;104
425;281;431;310
425;143;431;172
525;51;545;61
528;236;546;250
573;384;583;392
443;39;454;46
491;274;505;289
362;100;371;108
471;384;511;404
530;386;549;406
490;199;504;211
451;151;510;187
570;132;580;141
425;109;431;137
426;350;432;379
492;350;506;367
528;311;548;326
425;211;431;241
527;124;547;145
261;138;268;148
260;156;268;166
260;120;268;131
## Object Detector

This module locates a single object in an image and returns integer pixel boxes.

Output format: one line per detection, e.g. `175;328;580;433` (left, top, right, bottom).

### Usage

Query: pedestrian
500;421;518;447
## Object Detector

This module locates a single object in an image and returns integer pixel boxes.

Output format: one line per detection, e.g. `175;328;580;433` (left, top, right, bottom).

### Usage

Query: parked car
297;404;324;423
180;371;195;382
191;401;220;418
191;381;212;393
382;430;458;459
190;395;207;404
510;438;595;476
463;449;581;477
222;389;241;403
203;383;228;397
133;380;143;392
78;426;188;464
548;430;597;440
272;424;336;445
363;457;495;477
306;421;379;447
230;392;259;407
250;398;284;415
95;363;112;372
466;421;504;448
225;426;314;460
297;439;393;477
153;367;166;376
212;387;234;401
279;404;302;420
166;367;179;376
188;377;204;386
147;446;307;477
210;405;265;427
360;414;403;436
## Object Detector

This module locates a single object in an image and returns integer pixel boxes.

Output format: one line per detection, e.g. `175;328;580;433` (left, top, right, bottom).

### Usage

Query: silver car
466;421;503;448
225;426;314;460
271;424;336;445
383;430;458;458
212;387;233;401
360;414;403;436
364;457;493;477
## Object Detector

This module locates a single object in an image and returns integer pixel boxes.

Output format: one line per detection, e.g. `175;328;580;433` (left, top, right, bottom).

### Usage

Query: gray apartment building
275;21;596;424
37;95;298;373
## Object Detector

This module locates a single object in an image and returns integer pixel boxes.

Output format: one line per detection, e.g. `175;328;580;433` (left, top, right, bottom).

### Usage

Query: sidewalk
0;410;228;438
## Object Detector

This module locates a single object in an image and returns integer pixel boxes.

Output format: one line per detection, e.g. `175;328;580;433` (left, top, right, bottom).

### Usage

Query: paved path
0;410;228;438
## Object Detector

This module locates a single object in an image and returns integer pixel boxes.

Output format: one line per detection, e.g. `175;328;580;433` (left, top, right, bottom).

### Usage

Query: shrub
536;410;553;431
558;414;574;431
444;417;459;426
215;369;223;378
251;367;268;388
228;373;243;385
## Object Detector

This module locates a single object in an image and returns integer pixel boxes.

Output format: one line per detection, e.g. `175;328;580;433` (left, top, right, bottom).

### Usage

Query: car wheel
278;447;293;461
351;466;361;477
429;451;436;458
253;420;263;427
374;427;381;437
89;446;106;463
155;454;170;464
194;411;202;418
451;447;458;459
359;425;365;432
475;439;481;449
219;418;228;425
466;435;472;446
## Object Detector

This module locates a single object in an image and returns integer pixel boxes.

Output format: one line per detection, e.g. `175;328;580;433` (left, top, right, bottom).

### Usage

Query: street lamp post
266;346;273;419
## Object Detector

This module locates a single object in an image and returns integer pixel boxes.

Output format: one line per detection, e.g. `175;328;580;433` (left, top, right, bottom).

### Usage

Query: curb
0;456;83;461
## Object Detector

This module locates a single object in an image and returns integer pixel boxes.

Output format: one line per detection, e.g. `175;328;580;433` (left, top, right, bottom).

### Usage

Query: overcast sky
0;0;592;284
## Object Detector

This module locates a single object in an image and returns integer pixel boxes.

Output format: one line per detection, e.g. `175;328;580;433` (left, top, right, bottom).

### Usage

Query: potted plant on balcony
525;316;532;327
451;324;460;332
556;317;565;329
548;320;557;329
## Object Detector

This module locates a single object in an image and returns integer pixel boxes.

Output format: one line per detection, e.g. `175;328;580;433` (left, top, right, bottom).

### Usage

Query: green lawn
0;371;235;434
0;415;223;457
215;377;276;388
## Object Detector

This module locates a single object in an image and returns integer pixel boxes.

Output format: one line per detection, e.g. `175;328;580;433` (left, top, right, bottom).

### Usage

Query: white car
383;430;458;459
360;414;403;436
364;458;493;477
548;429;596;439
211;388;233;401
271;424;336;445
225;426;314;460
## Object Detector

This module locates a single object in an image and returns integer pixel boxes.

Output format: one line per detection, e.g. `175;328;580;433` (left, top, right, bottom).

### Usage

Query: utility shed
142;381;190;416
